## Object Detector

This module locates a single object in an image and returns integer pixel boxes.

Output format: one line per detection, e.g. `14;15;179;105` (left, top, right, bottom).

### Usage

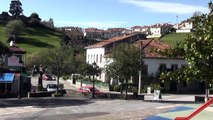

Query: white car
46;84;57;92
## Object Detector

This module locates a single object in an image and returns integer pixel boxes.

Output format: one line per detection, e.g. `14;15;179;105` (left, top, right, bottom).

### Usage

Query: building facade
85;36;203;93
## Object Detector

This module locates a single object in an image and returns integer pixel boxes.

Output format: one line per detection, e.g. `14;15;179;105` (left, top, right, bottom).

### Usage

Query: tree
5;20;24;42
40;47;75;94
0;42;9;75
29;13;41;26
106;43;143;99
0;42;10;56
9;0;23;18
161;2;213;100
78;62;101;78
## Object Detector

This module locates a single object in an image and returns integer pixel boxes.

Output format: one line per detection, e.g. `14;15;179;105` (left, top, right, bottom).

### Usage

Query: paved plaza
0;97;179;120
0;77;212;120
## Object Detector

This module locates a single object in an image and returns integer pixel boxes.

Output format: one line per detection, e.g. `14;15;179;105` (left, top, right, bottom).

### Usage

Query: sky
0;0;211;29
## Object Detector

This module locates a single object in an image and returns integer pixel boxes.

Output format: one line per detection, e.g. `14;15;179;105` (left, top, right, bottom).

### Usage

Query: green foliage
0;42;9;55
113;85;120;92
29;13;40;20
78;62;101;77
9;0;23;17
40;47;75;77
4;20;24;37
106;43;143;81
62;75;70;80
37;47;75;94
161;2;213;87
36;84;43;91
142;83;162;93
59;84;64;89
29;13;41;26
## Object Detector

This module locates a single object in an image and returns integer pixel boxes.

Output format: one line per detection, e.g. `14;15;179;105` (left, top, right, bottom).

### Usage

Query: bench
28;91;53;98
28;89;67;98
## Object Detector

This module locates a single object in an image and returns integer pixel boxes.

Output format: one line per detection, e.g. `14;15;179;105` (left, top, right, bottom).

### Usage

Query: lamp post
18;59;24;99
92;62;97;99
0;57;4;76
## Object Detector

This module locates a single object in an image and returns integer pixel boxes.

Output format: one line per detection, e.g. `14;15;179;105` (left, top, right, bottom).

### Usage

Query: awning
0;73;15;83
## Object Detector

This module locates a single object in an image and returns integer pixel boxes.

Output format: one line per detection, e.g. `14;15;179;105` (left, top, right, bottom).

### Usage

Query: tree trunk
125;79;128;99
56;76;60;94
38;73;43;88
206;87;210;101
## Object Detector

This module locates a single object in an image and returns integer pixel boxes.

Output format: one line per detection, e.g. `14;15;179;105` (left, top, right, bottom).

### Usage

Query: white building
85;36;206;93
131;26;142;33
85;33;186;80
148;23;172;38
135;40;186;77
176;19;193;33
85;34;146;82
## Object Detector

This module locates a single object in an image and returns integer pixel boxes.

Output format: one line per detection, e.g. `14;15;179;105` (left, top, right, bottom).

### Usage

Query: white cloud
55;21;126;29
119;0;208;14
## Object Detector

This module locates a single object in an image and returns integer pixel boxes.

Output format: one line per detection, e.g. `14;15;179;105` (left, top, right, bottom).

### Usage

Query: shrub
59;84;64;89
36;84;45;91
113;85;120;92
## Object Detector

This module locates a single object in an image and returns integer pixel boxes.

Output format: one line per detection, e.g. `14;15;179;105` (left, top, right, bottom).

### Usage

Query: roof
135;40;170;58
104;39;171;59
9;46;26;54
85;34;137;48
131;26;142;29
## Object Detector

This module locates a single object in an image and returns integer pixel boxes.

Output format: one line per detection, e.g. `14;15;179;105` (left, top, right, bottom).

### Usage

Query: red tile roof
131;26;142;29
9;46;26;54
85;34;137;48
103;39;171;58
135;40;170;58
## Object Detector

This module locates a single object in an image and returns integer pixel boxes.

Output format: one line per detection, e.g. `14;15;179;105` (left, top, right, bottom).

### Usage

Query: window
183;81;187;87
88;55;90;63
171;64;178;72
96;54;98;63
93;55;95;62
99;73;101;79
159;64;167;73
100;54;102;63
143;64;148;75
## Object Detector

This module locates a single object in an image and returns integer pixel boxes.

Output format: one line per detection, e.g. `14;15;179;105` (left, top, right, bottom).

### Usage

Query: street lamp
0;57;4;76
18;59;24;99
92;62;97;98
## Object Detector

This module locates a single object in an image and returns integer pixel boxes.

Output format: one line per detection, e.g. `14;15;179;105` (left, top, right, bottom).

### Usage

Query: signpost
152;90;162;101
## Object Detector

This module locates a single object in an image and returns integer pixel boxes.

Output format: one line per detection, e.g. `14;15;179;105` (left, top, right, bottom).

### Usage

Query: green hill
160;33;190;46
0;23;61;55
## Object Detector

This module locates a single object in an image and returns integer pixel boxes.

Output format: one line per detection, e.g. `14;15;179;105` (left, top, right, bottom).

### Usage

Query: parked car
42;74;55;81
46;84;58;92
77;86;102;94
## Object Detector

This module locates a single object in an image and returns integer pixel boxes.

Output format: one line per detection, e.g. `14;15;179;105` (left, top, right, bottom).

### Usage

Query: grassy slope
0;23;61;55
160;33;190;46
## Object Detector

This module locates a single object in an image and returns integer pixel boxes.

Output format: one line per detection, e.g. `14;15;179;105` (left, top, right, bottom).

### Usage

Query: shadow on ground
0;97;94;108
144;100;197;104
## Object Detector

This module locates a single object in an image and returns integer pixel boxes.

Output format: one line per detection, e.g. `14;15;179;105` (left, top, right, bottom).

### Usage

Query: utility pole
138;41;143;94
